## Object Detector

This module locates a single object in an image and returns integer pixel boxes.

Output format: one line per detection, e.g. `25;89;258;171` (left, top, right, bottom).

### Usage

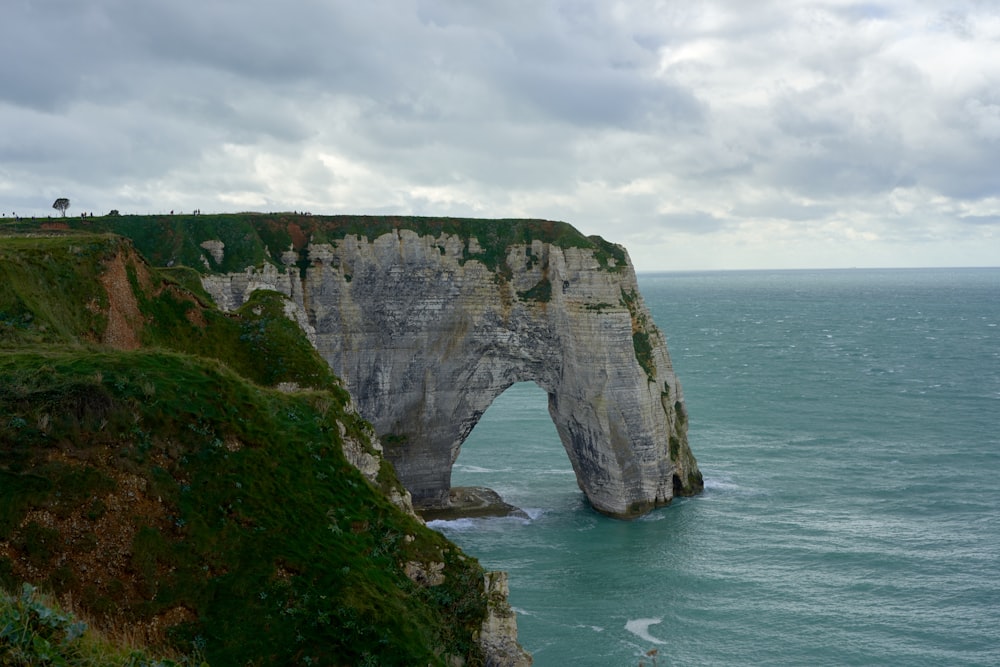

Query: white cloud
2;0;999;269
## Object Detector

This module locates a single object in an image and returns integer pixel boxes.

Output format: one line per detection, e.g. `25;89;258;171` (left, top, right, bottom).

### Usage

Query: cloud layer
3;0;999;269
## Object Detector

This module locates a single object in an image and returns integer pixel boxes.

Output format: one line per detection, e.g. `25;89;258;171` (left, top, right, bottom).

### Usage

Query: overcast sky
3;1;999;270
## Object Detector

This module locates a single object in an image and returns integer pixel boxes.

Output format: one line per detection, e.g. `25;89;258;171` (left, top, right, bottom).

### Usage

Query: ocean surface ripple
433;268;1000;666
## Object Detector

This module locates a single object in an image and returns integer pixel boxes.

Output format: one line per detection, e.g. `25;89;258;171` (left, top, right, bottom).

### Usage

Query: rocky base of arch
417;487;528;522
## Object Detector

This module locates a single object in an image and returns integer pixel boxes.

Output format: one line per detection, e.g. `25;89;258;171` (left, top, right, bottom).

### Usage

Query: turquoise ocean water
430;268;1000;666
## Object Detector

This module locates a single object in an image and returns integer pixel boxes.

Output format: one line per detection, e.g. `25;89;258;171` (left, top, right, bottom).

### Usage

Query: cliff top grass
2;212;628;275
0;232;489;666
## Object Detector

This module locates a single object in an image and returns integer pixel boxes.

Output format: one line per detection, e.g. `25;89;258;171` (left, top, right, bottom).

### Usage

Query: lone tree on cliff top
52;198;70;217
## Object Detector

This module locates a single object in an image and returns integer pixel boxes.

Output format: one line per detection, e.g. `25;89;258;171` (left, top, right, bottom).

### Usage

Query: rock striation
202;219;702;519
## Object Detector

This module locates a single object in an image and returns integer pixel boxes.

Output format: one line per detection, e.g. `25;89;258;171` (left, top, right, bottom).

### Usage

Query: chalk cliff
202;217;702;519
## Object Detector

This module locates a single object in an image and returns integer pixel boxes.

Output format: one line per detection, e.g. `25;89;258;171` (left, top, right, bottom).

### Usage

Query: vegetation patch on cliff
0;234;116;345
621;289;657;382
516;276;553;303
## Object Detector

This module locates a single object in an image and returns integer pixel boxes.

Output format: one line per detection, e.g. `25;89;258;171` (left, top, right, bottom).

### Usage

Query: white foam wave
575;623;604;632
704;477;740;491
426;510;540;533
453;464;510;474
625;618;666;645
426;518;476;531
522;507;546;521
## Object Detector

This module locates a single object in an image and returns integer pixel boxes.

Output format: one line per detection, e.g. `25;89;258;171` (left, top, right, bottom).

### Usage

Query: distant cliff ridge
193;215;703;519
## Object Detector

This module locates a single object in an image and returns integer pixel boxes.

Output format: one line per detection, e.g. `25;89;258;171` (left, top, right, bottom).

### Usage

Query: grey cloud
763;141;913;199
831;3;896;24
916;151;1000;203
497;63;704;127
654;211;729;234
959;214;1000;226
412;1;705;128
928;9;975;39
0;2;174;112
120;4;330;81
731;199;838;223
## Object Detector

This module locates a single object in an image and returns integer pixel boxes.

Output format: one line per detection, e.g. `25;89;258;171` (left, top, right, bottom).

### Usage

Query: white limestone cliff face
200;226;702;519
479;571;533;667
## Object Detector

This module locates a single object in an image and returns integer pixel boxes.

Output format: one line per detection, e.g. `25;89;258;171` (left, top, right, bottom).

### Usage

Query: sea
429;268;1000;667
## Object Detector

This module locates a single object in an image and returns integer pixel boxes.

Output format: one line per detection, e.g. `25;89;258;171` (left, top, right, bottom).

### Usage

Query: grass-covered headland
4;211;628;278
0;229;490;665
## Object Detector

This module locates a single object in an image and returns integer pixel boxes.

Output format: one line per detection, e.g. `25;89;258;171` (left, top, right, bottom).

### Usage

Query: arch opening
425;382;580;520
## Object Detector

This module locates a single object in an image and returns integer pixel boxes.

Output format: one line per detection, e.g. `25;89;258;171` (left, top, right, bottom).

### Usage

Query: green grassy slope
0;232;487;666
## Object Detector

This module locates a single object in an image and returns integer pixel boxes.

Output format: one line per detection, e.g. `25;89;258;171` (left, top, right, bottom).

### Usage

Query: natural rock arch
447;379;574;508
202;221;703;519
